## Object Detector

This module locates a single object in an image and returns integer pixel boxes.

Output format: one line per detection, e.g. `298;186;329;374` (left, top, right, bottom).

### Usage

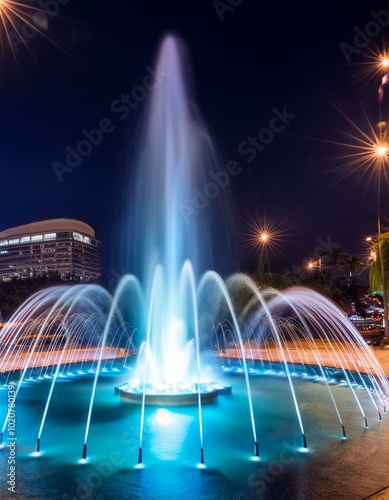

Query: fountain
1;34;389;499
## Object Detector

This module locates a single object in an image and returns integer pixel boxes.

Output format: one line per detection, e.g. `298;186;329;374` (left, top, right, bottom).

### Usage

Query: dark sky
0;0;387;278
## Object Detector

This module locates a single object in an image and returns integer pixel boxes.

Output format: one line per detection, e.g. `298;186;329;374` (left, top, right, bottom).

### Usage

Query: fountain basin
115;381;231;406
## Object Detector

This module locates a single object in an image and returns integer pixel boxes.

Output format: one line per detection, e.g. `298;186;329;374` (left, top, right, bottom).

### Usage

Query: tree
319;244;348;288
369;232;389;338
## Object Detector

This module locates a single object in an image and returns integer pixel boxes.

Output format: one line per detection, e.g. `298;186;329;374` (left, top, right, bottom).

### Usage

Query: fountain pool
1;358;389;499
1;33;389;499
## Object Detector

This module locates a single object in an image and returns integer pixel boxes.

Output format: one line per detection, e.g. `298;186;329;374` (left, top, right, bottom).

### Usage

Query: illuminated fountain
1;33;389;499
113;35;235;411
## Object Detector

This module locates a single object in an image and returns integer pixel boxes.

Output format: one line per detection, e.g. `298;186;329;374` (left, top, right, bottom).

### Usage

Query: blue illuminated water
1;363;389;500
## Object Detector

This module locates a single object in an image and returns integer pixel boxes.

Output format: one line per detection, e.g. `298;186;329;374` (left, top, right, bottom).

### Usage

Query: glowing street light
305;259;322;284
306;259;322;272
244;214;289;278
366;237;377;261
376;144;388;156
256;231;271;275
382;57;389;68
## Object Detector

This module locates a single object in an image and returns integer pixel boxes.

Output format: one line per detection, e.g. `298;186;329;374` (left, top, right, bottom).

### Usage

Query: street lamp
306;259;322;284
257;231;270;275
306;259;322;272
372;58;389;338
245;215;287;277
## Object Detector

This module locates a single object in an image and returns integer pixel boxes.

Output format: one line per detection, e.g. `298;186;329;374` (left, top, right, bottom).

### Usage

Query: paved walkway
0;347;127;374
221;341;389;500
367;347;389;376
221;341;389;377
366;488;389;499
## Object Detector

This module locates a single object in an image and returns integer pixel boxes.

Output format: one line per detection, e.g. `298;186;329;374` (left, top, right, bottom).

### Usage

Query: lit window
32;235;43;242
20;236;31;244
8;239;19;245
0;240;8;247
72;232;91;245
44;233;56;241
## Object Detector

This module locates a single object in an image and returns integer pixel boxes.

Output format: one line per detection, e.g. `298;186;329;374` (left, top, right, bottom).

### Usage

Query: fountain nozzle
364;417;368;428
341;424;346;438
254;441;259;457
82;443;87;460
0;432;2;446
36;438;40;453
302;434;307;449
138;447;142;464
200;448;204;464
378;412;382;421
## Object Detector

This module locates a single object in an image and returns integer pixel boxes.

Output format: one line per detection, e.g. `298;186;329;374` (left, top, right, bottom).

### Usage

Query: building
0;219;102;282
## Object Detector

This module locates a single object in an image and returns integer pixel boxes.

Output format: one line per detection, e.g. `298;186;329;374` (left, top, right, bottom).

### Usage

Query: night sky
0;0;387;280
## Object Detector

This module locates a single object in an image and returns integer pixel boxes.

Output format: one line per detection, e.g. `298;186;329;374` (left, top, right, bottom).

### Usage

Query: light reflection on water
1;364;388;499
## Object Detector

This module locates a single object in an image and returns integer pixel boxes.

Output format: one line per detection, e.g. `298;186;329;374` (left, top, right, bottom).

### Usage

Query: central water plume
126;34;231;392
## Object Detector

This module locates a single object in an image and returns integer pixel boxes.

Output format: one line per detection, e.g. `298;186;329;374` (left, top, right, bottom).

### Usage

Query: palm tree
319;244;348;287
369;233;389;338
345;254;361;278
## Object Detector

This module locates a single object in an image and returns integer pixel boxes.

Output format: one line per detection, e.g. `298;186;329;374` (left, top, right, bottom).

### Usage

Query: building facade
0;219;102;282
